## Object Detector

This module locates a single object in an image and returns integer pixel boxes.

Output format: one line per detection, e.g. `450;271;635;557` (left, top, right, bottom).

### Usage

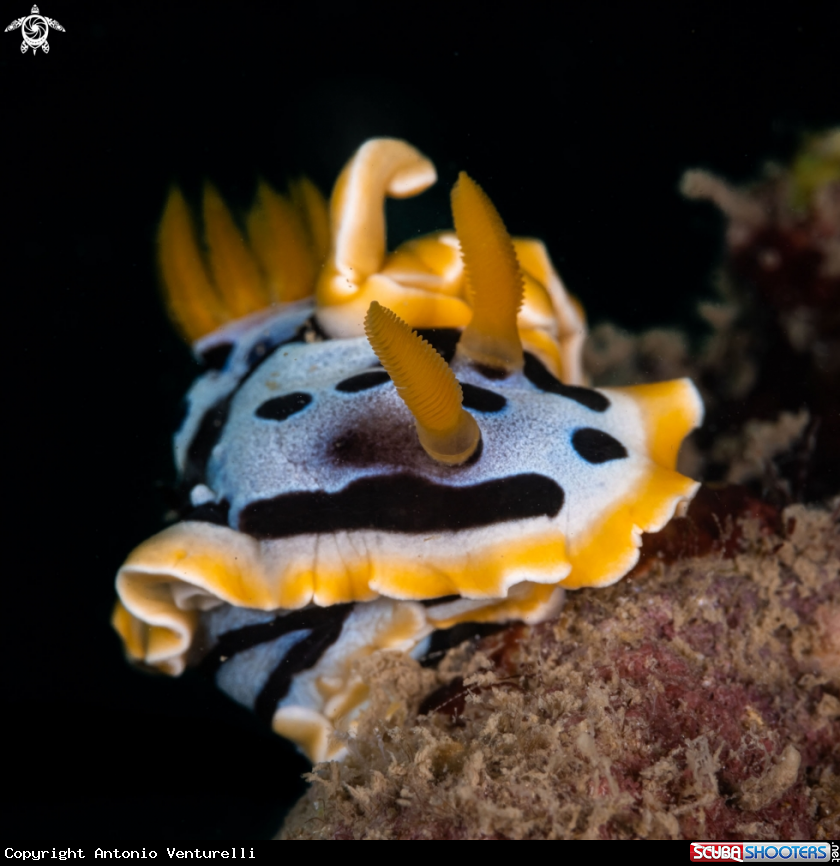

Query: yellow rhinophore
157;138;587;383
315;139;468;337
313;139;587;383
451;172;525;373
364;300;480;465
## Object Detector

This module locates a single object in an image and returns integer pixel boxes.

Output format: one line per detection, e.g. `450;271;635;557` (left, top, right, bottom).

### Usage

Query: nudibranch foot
114;136;705;762
115;585;564;763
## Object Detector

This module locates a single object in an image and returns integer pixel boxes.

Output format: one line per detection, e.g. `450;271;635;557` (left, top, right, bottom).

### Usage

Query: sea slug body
113;138;703;761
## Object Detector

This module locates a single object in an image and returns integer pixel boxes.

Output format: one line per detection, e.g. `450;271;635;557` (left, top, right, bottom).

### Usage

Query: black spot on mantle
199;342;234;371
523;353;610;412
176;317;327;513
335;370;391;393
572;427;628;463
472;362;510;381
460;382;507;413
181;324;315;490
239;472;564;539
256;392;313;421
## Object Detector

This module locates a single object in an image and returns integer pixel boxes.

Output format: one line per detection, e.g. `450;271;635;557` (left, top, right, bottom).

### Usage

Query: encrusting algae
280;495;839;840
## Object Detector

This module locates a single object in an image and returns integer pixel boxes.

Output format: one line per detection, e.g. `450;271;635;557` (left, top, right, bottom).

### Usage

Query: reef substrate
280;494;838;840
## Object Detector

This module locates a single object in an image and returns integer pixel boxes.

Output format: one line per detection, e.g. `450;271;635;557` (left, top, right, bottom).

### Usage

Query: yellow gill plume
364;301;480;465
157;179;329;344
202;183;270;319
247;179;328;303
451;172;525;373
158;187;228;343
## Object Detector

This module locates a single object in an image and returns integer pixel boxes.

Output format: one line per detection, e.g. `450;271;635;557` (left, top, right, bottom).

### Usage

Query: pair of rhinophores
113;139;704;763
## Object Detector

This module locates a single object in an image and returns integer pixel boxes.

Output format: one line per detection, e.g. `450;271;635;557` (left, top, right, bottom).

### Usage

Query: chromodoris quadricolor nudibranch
112;138;704;762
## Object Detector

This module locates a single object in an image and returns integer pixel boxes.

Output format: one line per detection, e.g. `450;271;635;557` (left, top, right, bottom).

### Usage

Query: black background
3;2;837;840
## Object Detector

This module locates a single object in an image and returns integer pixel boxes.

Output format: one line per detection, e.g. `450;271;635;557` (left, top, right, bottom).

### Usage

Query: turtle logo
5;5;65;55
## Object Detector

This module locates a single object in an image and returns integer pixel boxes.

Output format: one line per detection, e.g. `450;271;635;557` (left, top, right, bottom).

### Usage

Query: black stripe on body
252;605;354;724
201;603;356;676
419;595;461;607
523;353;610;412
182;393;234;490
201;604;355;725
239;472;564;539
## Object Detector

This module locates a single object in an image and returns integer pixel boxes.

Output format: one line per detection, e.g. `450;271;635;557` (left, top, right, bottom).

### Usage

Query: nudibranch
113;138;704;762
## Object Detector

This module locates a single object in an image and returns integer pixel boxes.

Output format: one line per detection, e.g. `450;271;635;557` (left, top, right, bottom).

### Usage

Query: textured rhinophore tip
451;172;525;373
364;301;480;464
